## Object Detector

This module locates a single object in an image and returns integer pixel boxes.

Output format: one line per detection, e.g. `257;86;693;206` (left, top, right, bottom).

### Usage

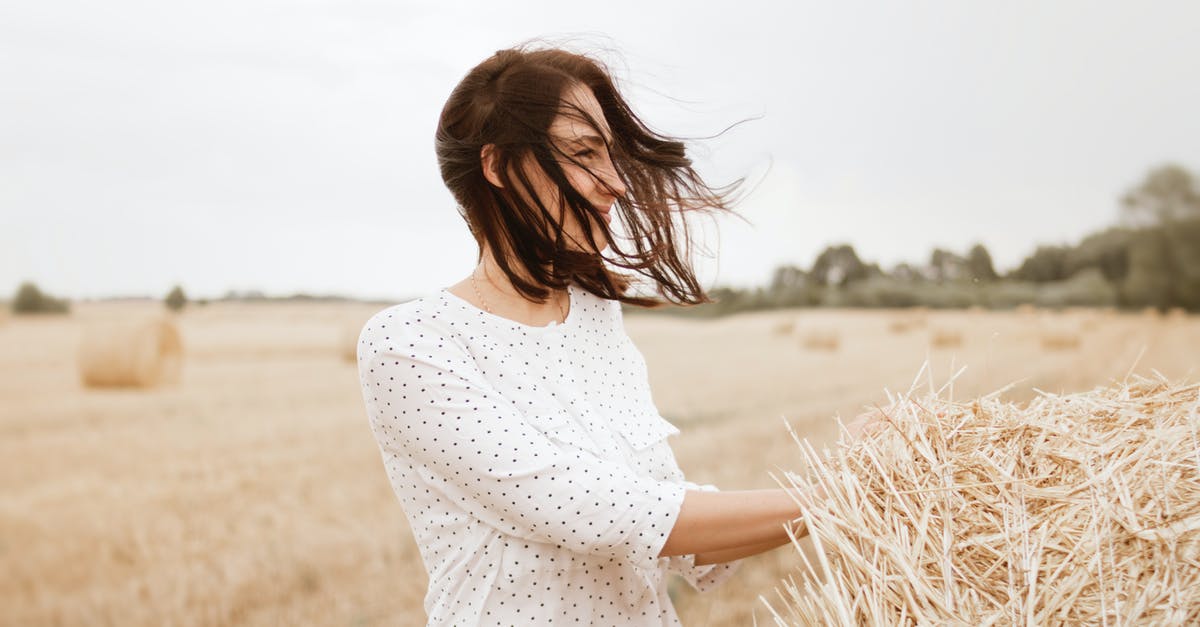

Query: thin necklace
470;266;567;323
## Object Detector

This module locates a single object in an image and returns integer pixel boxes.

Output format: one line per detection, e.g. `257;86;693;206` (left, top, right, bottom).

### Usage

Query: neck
475;249;569;321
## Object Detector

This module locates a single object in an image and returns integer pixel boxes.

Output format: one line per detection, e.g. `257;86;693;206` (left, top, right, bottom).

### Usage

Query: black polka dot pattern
357;283;741;625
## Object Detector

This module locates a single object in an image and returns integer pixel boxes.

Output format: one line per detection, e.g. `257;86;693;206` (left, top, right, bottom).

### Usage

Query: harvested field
0;302;1197;625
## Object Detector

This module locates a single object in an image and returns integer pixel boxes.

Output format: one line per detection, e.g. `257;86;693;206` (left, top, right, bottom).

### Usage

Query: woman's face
495;83;627;253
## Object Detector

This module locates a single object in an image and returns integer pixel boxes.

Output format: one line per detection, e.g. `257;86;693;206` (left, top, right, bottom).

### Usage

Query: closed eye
573;149;597;158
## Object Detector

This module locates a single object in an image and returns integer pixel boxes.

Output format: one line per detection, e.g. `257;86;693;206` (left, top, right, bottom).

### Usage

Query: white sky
3;0;1198;301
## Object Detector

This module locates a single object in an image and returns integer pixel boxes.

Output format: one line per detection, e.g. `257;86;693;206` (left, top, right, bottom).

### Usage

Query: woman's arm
658;488;814;558
692;536;795;566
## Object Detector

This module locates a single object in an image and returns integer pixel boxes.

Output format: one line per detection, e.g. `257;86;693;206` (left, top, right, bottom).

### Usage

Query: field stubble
0;302;1196;625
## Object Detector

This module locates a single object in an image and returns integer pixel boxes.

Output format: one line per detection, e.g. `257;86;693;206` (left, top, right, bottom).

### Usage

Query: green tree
1120;230;1173;308
965;243;998;281
889;262;922;282
1162;217;1200;310
929;248;968;283
1011;246;1071;283
1066;228;1132;282
769;265;808;292
766;264;819;307
810;244;868;287
12;281;69;314
1120;164;1200;227
164;285;187;312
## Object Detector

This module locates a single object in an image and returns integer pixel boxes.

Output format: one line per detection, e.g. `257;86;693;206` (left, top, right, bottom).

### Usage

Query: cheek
563;166;595;198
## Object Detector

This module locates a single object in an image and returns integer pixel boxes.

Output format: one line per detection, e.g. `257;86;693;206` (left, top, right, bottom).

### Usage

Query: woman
357;43;818;625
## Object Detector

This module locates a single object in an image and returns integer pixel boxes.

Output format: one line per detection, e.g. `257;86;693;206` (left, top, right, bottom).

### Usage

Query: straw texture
78;316;183;388
767;372;1200;626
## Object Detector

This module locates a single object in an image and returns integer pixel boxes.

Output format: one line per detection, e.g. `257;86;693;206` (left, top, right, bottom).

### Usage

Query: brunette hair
434;41;744;307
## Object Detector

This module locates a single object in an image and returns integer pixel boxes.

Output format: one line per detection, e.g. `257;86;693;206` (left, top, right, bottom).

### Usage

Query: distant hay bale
1014;303;1037;316
770;375;1200;625
774;319;797;336
800;328;839;352
78;316;182;388
887;310;927;334
1142;306;1161;319
1166;307;1188;322
1039;324;1082;350
928;325;963;348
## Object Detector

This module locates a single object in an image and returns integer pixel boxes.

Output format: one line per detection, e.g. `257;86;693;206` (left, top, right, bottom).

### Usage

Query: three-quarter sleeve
664;480;744;592
359;324;686;572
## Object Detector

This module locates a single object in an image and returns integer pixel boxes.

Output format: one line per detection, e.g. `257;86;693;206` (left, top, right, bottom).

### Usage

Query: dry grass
77;315;183;388
887;312;926;335
2;303;1198;625
766;372;1200;625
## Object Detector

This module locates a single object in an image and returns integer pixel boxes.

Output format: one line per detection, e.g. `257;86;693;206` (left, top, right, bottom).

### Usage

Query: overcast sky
3;0;1198;301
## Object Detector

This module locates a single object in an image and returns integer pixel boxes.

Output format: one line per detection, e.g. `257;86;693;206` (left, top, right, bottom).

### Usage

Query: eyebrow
563;134;611;149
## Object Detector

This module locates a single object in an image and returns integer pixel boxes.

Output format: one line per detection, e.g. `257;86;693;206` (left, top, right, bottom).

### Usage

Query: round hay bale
1014;303;1037;316
929;325;963;348
773;319;797;337
79;316;182;388
1166;307;1188;322
771;376;1200;625
800;328;839;351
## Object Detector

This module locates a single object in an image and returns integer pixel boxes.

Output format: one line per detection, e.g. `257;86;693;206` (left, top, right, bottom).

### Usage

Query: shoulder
357;292;466;365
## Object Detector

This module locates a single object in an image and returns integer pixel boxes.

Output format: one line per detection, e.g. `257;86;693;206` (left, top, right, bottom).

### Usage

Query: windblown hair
434;42;744;307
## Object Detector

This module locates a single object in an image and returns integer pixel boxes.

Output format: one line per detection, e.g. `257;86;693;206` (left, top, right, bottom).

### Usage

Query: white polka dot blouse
357;282;741;625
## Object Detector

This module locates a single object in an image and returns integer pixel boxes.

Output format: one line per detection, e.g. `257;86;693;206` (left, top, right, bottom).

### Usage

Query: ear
480;144;504;188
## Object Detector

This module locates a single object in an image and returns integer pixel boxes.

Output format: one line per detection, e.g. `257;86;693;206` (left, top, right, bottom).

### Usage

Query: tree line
9;164;1197;317
672;163;1200;317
